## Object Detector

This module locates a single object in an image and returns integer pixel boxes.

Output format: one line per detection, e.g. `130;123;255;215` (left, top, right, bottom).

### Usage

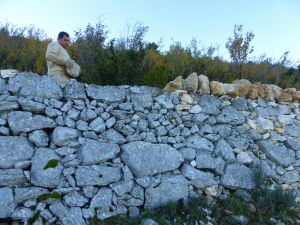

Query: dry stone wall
0;72;300;224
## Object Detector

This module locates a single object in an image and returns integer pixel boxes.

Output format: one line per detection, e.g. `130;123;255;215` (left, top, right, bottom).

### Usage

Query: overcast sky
1;0;300;64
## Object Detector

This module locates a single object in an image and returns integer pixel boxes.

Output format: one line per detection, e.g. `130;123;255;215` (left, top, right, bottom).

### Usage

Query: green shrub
37;192;62;202
43;159;58;170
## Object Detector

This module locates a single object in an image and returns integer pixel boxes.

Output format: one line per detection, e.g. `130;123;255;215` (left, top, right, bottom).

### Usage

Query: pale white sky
1;0;300;65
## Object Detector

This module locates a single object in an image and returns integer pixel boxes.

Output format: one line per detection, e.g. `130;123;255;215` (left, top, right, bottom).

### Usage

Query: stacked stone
0;72;299;224
163;73;300;102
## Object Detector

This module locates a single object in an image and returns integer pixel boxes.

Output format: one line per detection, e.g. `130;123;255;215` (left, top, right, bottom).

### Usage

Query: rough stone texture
18;98;46;113
181;163;218;188
214;139;235;162
87;85;126;103
30;148;64;188
130;93;153;108
0;101;19;113
196;151;225;172
121;141;183;177
8;73;63;99
198;74;210;94
64;79;86;100
184;135;214;152
231;97;248;111
52;126;80;146
1;74;300;224
224;83;237;97
163;76;183;93
257;140;295;166
90;187;113;208
221;163;256;189
155;95;174;109
0;169;27;186
145;175;189;208
100;129;126;144
198;95;220;115
78;139;120;165
284;137;300;151
15;187;49;203
0;187;15;218
28;130;49;147
49;202;86;225
75;165;121;186
0;136;34;169
8;111;56;134
63;191;89;207
210;81;226;96
184;72;198;93
284;125;300;137
216;106;246;125
0;78;8;94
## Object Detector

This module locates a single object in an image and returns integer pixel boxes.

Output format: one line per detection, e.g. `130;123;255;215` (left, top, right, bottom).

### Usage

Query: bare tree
226;24;254;78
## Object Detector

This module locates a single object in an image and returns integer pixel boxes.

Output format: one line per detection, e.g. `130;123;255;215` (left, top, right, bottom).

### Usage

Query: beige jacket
46;41;71;87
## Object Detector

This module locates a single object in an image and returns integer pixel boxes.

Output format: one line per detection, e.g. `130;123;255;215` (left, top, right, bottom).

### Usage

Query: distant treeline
0;22;299;89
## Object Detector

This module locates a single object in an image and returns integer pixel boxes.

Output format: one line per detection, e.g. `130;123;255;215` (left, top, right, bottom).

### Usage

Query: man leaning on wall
46;31;80;88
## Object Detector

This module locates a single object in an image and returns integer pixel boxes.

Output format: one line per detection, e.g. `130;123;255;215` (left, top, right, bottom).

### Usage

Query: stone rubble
0;72;299;224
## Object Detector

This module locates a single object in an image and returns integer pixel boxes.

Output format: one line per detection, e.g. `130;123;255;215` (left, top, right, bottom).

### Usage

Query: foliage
43;159;58;170
28;213;44;225
226;24;255;78
37;192;62;202
1;21;299;90
0;22;49;74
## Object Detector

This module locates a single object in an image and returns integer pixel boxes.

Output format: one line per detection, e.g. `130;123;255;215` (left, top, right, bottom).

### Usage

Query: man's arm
46;42;67;66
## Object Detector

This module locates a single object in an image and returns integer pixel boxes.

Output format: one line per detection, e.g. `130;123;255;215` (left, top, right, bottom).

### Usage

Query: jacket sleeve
46;42;66;66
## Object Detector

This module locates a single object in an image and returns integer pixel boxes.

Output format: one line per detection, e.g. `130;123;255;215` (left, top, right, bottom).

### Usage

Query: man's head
57;31;70;48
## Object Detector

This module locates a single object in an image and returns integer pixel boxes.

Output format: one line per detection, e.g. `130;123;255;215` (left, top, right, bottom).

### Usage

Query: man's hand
65;59;73;69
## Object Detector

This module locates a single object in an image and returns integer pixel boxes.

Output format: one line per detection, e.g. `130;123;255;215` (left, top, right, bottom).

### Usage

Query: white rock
277;115;295;126
181;93;193;104
189;105;202;114
247;119;257;129
204;185;218;197
0;69;18;78
175;103;191;111
237;152;253;165
262;133;270;139
256;117;274;131
286;165;294;171
190;160;197;167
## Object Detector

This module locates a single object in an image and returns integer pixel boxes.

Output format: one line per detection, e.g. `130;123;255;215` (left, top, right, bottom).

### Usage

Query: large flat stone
197;95;221;115
8;111;56;134
0;187;15;218
15;187;49;203
181;163;218;188
52;126;80;147
8;73;63;99
221;163;256;189
30;148;64;188
216;106;246;125
130;93;153;108
121;141;183;177
257;140;295;167
0;136;34;169
0;169;27;186
184;135;214;152
64;79;87;100
86;85;126;103
75;165;121;186
0;101;19;112
78;139;120;165
145;175;189;209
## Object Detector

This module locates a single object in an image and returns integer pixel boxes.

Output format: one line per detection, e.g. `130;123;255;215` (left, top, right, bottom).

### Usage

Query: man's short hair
57;31;69;40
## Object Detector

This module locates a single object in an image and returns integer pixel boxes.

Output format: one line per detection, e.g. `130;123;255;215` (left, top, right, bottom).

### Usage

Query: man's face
58;35;70;48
